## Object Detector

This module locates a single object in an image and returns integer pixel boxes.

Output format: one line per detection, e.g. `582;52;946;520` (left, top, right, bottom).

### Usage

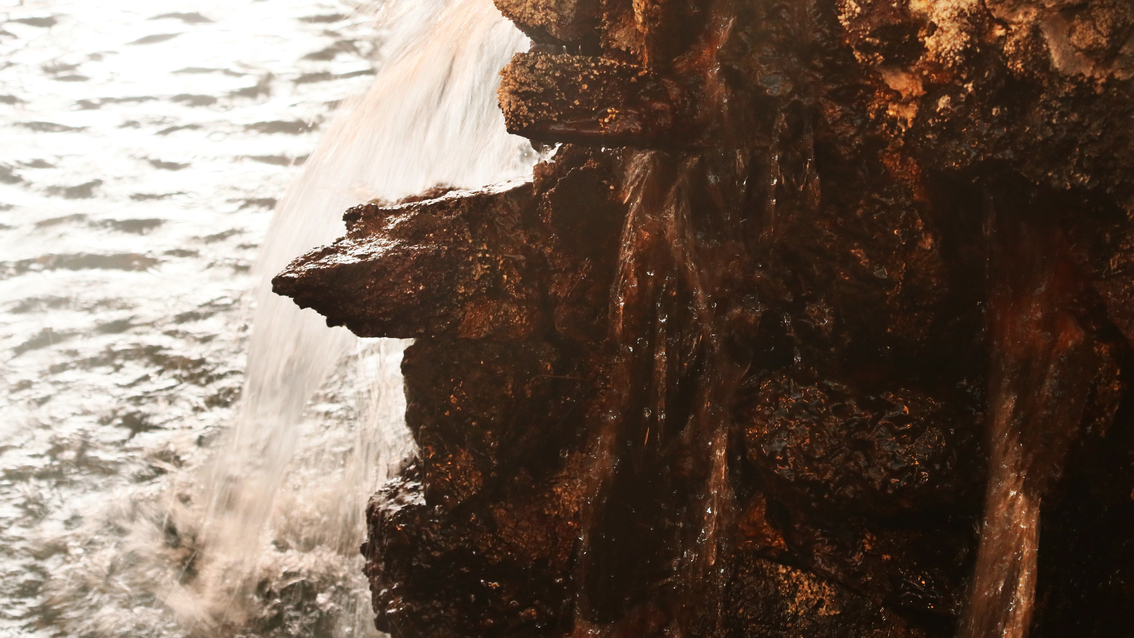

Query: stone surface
738;373;985;518
273;182;545;340
274;0;1134;636
498;52;682;146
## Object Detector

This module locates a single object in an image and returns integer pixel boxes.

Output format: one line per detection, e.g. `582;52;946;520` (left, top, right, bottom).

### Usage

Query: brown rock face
273;182;545;340
274;0;1134;636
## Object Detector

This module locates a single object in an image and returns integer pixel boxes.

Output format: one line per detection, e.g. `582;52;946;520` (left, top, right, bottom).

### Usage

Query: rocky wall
274;0;1134;635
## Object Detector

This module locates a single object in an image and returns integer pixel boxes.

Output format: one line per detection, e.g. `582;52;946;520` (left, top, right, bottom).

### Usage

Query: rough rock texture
274;0;1134;636
493;0;599;47
497;52;682;146
273;182;545;340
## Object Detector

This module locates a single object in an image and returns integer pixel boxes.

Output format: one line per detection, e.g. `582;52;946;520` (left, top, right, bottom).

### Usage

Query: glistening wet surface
0;1;381;635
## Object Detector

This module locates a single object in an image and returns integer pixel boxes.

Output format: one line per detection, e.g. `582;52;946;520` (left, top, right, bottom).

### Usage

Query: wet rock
778;507;975;622
532;146;625;341
493;0;599;46
362;461;578;638
738;373;985;517
402;338;589;508
836;0;1134;198
498;52;683;146
273;182;545;340
276;0;1134;636
726;555;925;638
1067;208;1134;350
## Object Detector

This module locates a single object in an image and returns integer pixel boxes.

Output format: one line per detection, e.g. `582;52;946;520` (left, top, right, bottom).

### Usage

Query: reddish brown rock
738;373;985;518
276;0;1134;636
498;52;684;146
493;0;599;46
273;182;544;340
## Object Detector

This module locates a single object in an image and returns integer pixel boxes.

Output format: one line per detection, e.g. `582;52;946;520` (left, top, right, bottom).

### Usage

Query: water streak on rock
963;213;1096;638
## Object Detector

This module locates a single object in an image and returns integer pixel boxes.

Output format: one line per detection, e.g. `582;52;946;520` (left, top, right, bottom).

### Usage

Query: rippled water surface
0;1;389;635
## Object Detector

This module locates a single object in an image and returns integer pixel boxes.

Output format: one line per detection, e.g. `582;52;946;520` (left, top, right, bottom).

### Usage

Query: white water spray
185;0;535;632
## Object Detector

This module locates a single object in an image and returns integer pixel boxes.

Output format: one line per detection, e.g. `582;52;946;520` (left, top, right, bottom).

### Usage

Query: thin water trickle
578;148;751;633
961;214;1096;638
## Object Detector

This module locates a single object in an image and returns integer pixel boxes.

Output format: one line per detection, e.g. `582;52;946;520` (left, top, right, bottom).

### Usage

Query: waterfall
183;0;535;633
576;148;751;633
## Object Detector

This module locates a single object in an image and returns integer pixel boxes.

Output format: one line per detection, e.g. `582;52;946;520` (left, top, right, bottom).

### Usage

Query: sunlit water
0;0;531;636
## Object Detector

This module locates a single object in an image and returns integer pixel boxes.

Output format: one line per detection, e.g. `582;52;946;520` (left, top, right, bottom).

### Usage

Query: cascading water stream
961;210;1098;638
577;148;752;634
182;0;535;631
193;0;531;592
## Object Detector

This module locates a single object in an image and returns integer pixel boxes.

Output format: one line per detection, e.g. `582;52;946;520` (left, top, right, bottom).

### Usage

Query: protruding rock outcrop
273;182;545;340
498;53;682;146
275;0;1134;636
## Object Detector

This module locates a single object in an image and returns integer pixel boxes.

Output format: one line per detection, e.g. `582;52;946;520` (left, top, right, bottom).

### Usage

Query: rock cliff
274;1;1134;635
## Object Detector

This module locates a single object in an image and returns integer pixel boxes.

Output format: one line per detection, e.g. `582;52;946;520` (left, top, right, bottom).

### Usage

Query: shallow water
0;0;531;635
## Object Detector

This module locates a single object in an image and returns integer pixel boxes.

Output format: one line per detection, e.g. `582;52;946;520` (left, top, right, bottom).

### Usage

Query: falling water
577;148;752;634
961;214;1096;638
3;0;534;635
188;0;533;629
